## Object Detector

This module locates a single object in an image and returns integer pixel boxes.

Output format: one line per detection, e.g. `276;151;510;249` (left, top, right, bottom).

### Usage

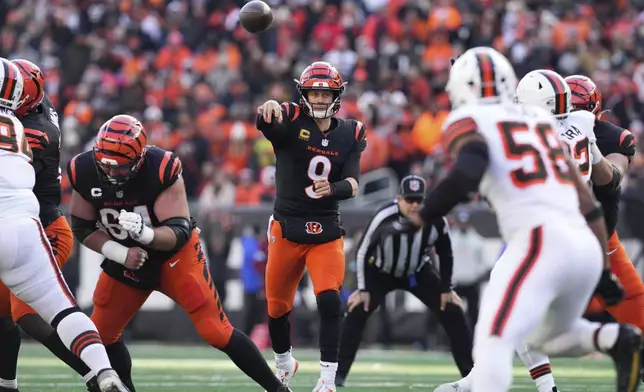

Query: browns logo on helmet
93;114;148;187
564;75;602;116
0;58;25;112
11;59;44;117
294;61;347;119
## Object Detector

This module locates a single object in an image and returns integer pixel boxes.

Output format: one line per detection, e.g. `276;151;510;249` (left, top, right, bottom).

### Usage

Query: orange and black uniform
256;101;367;362
586;120;643;332
0;95;73;322
67;146;233;348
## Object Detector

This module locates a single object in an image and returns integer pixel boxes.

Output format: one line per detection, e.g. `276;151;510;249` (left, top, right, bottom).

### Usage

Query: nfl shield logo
321;139;329;147
409;180;420;192
116;191;124;199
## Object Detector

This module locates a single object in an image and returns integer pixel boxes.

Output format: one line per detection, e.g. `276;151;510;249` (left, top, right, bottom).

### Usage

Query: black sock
317;290;342;363
106;340;135;392
221;329;283;392
0;318;20;380
268;313;291;354
19;314;93;379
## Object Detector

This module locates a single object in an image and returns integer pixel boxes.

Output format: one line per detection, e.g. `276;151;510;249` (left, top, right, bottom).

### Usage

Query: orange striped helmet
294;61;346;119
0;58;25;112
93;114;147;186
11;59;44;117
564;75;602;117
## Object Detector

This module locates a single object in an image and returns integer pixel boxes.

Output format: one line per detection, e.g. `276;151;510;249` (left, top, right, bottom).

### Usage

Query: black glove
595;269;624;306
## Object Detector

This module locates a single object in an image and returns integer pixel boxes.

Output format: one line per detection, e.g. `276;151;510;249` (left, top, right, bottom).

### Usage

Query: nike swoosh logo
169;260;180;267
607;249;618;255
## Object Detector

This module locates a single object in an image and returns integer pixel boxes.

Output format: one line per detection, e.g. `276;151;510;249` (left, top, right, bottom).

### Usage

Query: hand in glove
119;209;154;244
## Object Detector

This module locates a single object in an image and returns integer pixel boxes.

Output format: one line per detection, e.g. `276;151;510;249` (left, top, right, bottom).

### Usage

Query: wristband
101;241;129;265
329;180;354;200
136;225;155;245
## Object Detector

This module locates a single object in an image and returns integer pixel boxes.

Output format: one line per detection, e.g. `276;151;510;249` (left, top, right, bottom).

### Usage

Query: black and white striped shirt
355;201;454;291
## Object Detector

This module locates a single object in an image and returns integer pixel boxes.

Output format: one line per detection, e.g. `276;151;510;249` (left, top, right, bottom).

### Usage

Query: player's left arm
119;154;192;252
314;121;367;199
592;124;635;195
417;118;488;224
433;217;454;293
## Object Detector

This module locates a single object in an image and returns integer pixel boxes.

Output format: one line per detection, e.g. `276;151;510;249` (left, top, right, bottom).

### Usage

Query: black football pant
337;264;474;383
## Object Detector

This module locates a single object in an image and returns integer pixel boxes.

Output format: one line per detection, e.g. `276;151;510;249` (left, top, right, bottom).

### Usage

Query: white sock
595;324;620;352
320;361;338;384
539;320;619;357
82;371;95;383
56;312;112;375
275;348;293;368
0;378;17;389
516;345;556;392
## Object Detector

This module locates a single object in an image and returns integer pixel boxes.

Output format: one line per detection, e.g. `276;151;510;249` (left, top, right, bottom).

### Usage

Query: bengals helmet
0;58;25;112
93;114;148;187
564;75;602;116
294;61;347;119
11;59;44;117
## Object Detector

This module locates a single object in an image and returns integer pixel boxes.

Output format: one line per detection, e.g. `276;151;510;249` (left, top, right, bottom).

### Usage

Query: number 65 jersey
443;103;586;242
67;146;183;288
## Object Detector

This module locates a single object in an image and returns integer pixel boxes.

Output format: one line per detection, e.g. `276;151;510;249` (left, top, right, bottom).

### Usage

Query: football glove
594;269;624;306
119;209;155;244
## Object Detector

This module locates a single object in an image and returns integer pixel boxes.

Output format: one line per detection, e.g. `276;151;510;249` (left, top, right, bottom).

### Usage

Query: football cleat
433;382;464;392
607;324;642;392
266;358;298;392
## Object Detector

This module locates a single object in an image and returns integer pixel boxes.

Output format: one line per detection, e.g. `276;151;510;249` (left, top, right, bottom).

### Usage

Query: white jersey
0;109;39;219
442;103;585;241
555;110;597;184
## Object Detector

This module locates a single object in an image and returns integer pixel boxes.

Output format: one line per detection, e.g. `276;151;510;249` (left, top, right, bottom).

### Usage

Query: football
239;0;273;34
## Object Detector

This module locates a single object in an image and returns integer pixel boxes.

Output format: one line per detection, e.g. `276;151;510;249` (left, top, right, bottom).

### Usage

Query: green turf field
16;343;618;391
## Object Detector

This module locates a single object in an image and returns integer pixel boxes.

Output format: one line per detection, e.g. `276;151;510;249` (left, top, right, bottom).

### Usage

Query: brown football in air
239;1;273;34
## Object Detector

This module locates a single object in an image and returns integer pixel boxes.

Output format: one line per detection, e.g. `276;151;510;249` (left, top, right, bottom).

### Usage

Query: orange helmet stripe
476;53;497;98
538;71;567;115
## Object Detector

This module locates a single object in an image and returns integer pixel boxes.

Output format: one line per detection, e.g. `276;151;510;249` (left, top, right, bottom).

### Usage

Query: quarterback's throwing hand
257;100;282;123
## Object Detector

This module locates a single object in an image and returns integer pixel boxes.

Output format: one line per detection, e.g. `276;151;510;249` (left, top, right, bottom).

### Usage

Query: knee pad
316;290;342;318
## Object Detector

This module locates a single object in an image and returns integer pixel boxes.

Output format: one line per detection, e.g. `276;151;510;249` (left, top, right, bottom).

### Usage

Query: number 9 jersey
67;146;184;288
442;103;585;241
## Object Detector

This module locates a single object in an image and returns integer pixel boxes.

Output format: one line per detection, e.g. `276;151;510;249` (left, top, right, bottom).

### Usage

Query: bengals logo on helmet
564;75;602;116
11;59;44;117
305;221;324;235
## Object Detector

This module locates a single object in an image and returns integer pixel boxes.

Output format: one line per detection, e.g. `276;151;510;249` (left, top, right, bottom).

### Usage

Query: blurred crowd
1;0;644;213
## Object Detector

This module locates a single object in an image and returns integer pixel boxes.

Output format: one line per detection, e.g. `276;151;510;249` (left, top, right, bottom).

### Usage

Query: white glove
119;209;154;244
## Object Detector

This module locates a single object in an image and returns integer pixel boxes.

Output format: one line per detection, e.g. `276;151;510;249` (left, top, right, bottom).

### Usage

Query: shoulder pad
442;112;478;152
154;149;183;187
280;102;302;122
352;120;367;151
24;127;50;150
66;152;88;190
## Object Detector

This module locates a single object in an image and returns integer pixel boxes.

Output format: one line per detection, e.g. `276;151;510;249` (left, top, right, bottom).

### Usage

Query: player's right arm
256;100;296;144
67;157;147;270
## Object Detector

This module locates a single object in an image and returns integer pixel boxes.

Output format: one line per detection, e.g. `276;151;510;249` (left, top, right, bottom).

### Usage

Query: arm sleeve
433;218;454;292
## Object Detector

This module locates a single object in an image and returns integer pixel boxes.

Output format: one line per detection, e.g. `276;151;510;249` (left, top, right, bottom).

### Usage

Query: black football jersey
256;102;367;218
594;120;636;235
67;146;184;289
22;95;63;227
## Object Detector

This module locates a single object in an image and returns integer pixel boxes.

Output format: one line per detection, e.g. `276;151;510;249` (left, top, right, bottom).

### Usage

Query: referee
336;175;474;386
